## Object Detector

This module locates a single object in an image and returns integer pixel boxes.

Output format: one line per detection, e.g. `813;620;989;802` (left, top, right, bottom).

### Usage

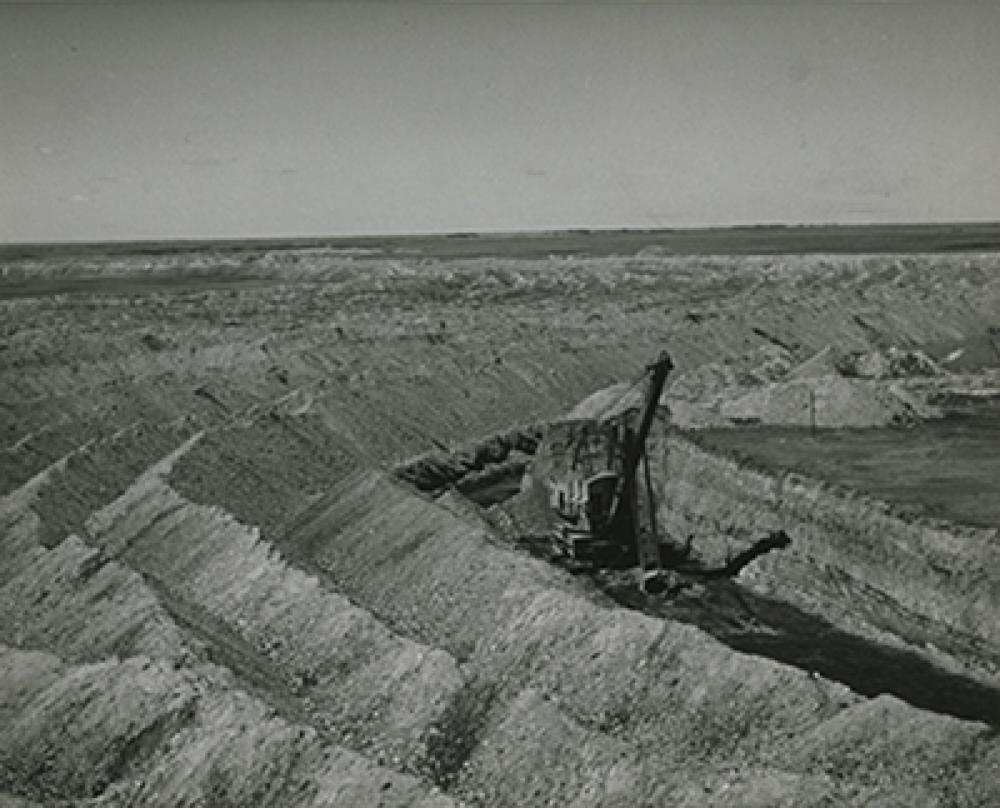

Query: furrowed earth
2;236;999;806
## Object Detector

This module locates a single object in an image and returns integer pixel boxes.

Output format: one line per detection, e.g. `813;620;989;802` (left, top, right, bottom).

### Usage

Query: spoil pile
675;341;959;429
3;249;1000;805
0;646;457;808
717;375;931;427
276;468;1000;806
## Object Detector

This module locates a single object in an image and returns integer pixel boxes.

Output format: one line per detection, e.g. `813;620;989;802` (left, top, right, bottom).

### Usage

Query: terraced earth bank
2;244;1000;806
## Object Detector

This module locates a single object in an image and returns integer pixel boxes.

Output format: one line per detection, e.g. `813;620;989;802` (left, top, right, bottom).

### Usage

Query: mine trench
403;428;1000;729
602;578;1000;727
462;476;524;508
697;397;1000;529
4;251;1000;806
507;530;1000;728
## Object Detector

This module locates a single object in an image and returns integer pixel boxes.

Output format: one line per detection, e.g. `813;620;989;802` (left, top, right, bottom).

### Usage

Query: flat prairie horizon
4;221;1000;262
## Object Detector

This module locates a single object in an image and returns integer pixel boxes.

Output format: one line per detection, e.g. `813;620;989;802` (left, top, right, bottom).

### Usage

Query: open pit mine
2;237;1000;806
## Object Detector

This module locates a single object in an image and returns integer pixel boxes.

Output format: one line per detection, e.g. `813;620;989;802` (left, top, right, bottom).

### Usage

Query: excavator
548;351;674;571
543;349;791;587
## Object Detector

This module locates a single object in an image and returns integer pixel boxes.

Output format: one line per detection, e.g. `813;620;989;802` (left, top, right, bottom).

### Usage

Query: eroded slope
2;250;999;805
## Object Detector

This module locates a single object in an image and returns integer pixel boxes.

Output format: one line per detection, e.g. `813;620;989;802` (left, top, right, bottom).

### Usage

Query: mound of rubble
2;248;1000;805
716;375;936;427
672;341;971;429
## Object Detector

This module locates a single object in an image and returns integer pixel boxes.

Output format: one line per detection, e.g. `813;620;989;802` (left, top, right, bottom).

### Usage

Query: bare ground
1;248;999;805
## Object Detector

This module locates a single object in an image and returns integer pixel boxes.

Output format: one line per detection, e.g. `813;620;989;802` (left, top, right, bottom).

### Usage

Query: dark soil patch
604;578;1000;727
696;399;1000;527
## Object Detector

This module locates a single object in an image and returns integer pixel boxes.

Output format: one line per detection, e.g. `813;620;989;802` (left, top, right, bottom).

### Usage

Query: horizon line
4;219;1000;251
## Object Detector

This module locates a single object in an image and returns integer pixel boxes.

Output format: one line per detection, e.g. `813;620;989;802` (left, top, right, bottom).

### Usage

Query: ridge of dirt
0;645;459;807
273;468;1000;805
84;472;466;768
3;250;1000;805
659;432;1000;665
0;453;463;801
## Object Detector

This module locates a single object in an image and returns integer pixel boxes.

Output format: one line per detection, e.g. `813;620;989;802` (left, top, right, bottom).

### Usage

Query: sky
1;1;999;242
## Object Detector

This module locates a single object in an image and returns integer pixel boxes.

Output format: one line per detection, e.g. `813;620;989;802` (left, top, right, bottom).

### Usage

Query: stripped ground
1;248;999;805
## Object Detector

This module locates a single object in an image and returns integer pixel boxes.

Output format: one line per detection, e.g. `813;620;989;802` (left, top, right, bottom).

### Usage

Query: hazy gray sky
2;2;998;242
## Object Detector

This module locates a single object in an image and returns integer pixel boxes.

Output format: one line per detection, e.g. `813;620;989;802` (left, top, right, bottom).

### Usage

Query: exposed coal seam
730;591;1000;727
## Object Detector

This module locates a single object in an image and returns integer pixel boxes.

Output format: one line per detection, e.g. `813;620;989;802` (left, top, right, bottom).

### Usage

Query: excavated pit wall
277;469;1000;806
0;440;464;805
657;432;1000;664
5;252;999;501
421;408;1000;679
0;646;459;808
393;426;543;497
4;252;1000;806
0;537;461;806
3;428;1000;805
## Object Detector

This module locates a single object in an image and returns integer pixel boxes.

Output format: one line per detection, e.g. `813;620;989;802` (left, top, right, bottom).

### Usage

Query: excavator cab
583;472;617;534
551;471;625;566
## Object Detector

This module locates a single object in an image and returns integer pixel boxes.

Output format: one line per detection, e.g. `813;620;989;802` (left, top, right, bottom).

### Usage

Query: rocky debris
0;646;459;807
0;533;194;665
279;469;1000;805
2;249;1000;805
672;341;959;428
0;793;44;807
85;473;466;764
139;332;173;352
928;328;1000;372
716;375;936;427
788;345;846;380
395;427;542;494
838;346;943;379
817;342;951;387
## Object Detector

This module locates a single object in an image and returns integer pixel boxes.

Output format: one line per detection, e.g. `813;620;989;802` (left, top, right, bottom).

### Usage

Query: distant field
3;221;1000;261
695;398;1000;528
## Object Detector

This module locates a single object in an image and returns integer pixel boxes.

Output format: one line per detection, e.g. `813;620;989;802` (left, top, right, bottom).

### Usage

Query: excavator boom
608;351;673;533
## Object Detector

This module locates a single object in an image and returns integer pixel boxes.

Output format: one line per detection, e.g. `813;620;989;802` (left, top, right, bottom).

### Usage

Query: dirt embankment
272;469;1000;806
0;645;457;808
528;384;1000;684
2;250;1000;806
394;426;543;501
657;433;1000;669
90;476;464;759
0;441;463;804
4;253;999;492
